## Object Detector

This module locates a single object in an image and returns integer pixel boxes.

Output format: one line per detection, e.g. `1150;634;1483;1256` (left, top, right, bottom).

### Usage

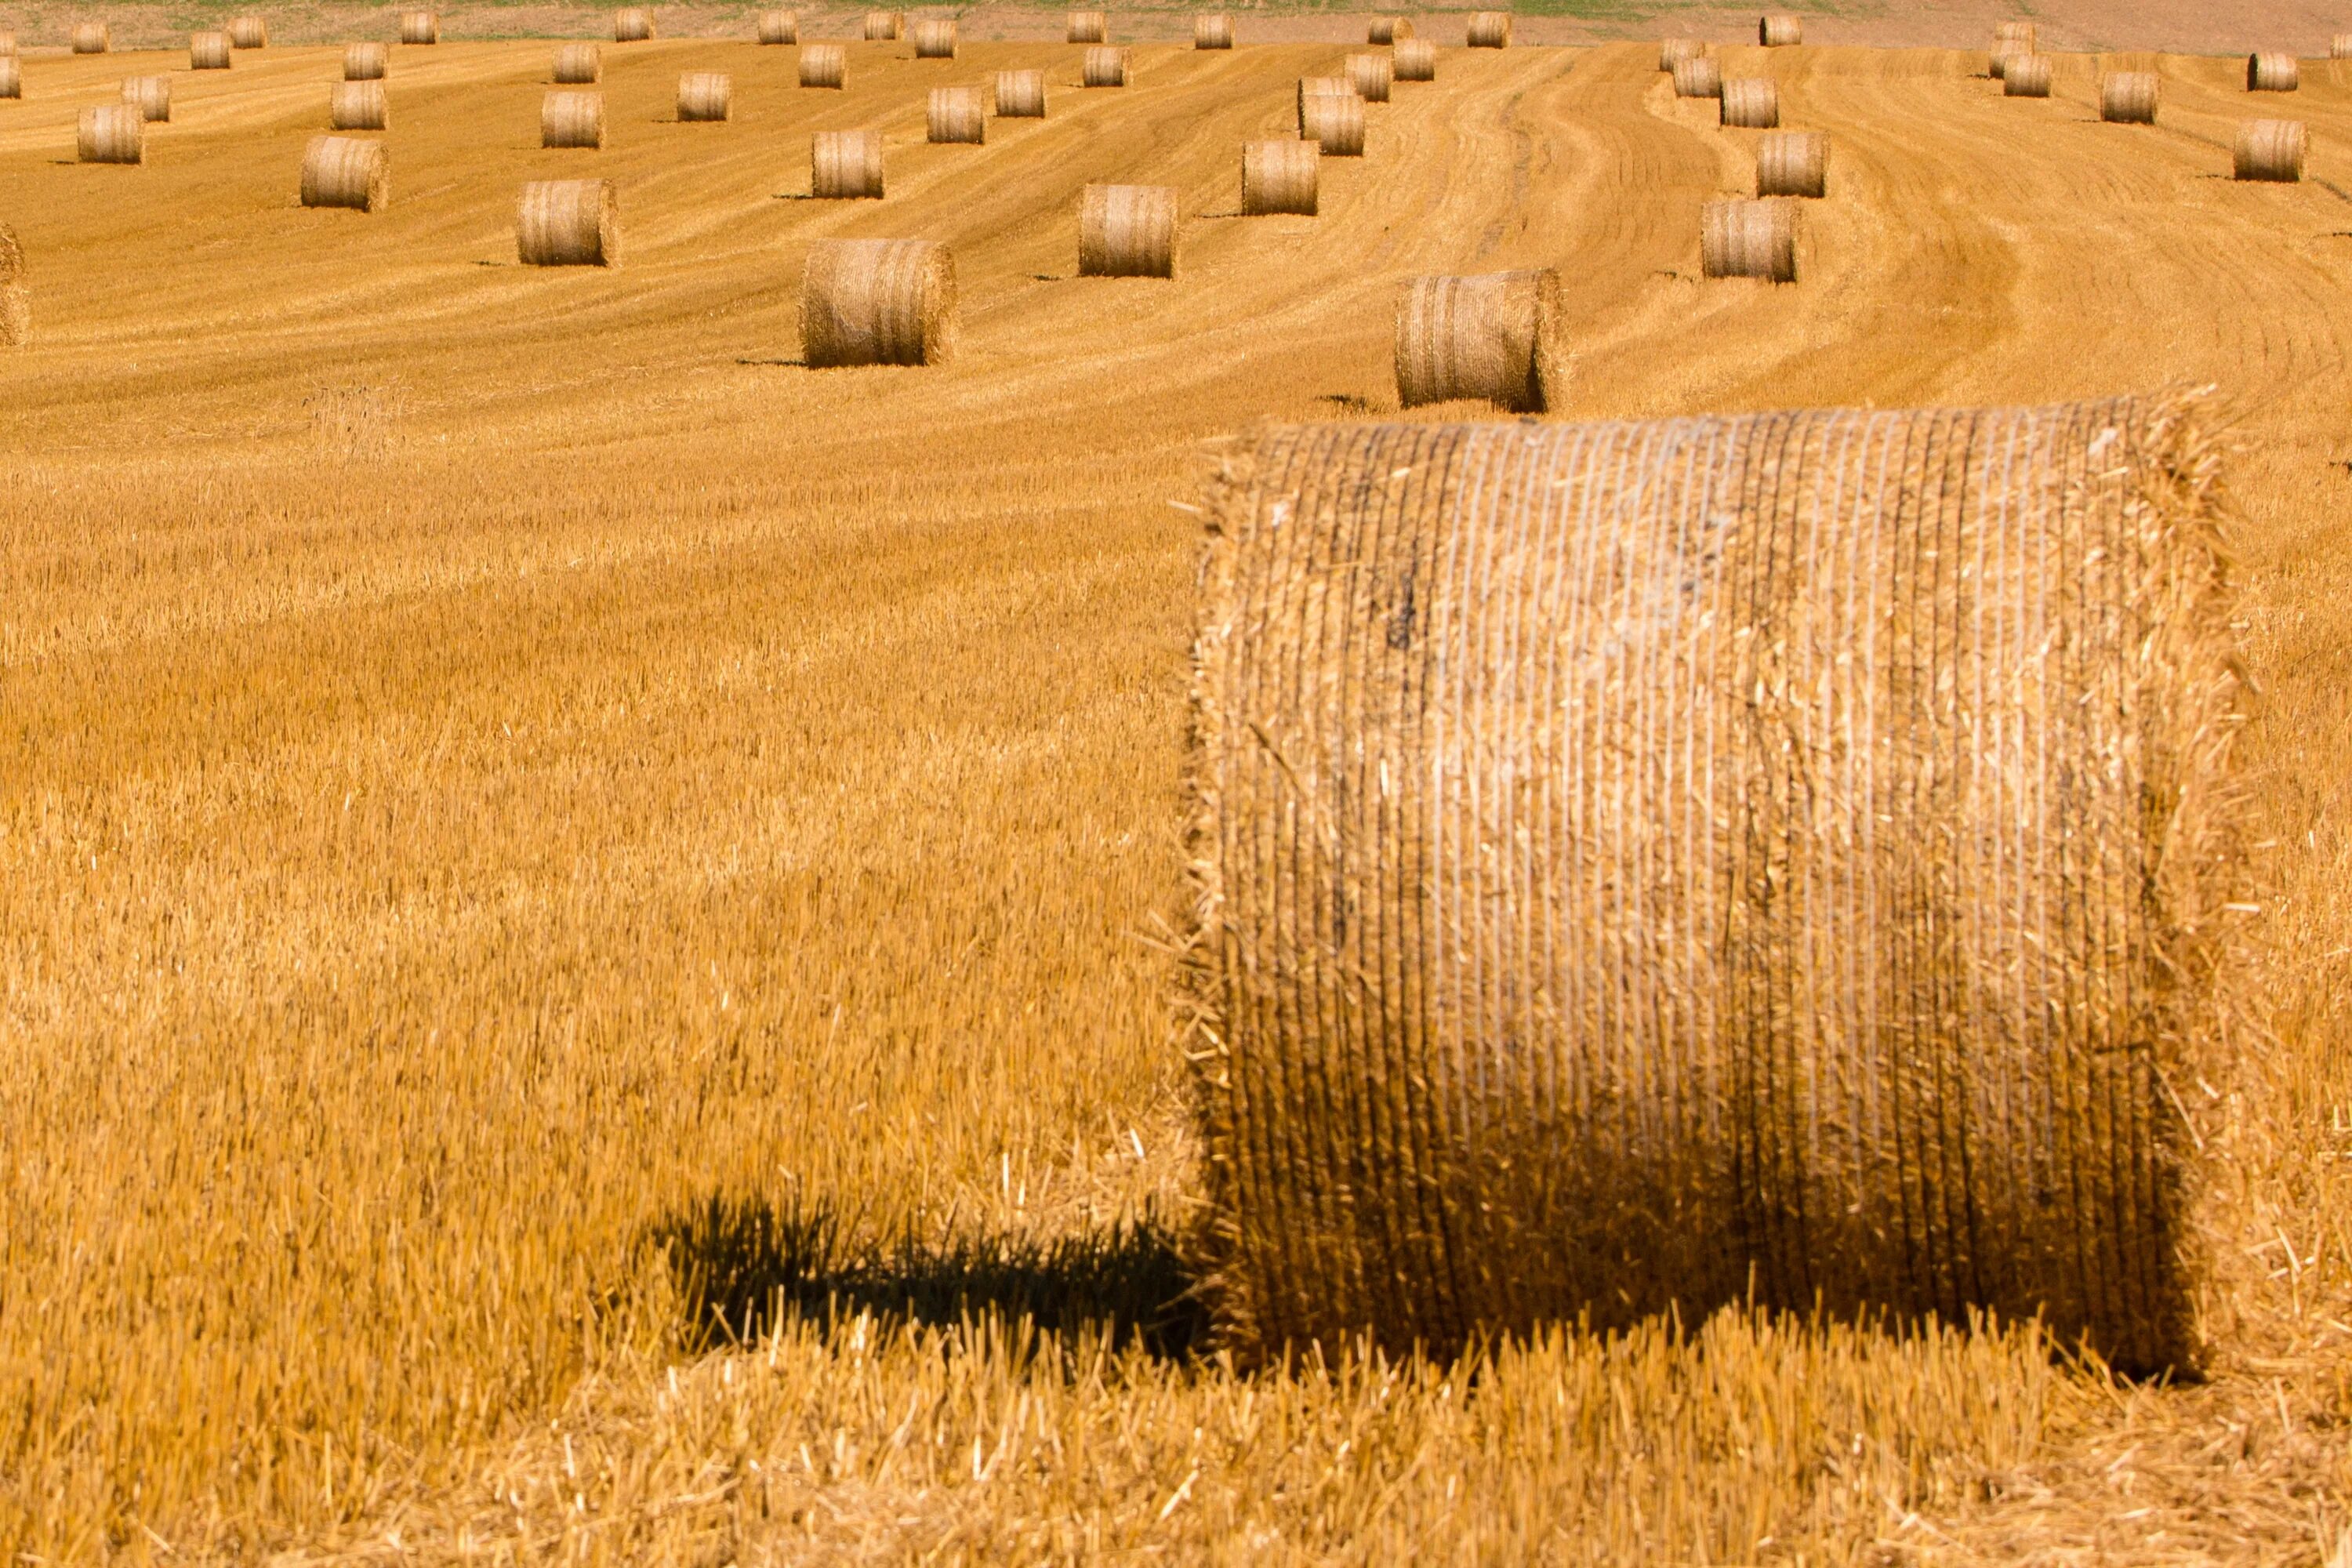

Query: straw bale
677;71;730;121
614;8;655;42
2235;118;2305;181
1672;55;1722;98
1759;11;1800;45
1989;45;2020;79
301;134;387;211
1296;74;1348;125
542;89;606;147
330;80;390;129
554;42;602;82
401;11;439;43
517;178;619;264
865;11;903;41
227;16;267;49
1701;196;1795;281
0;30;15;53
913;17;956;56
1393;269;1559;410
2101;71;2158;125
1348;52;1392;101
1393;38;1435;81
72;22;110;53
2336;34;2352;60
1369;17;1412;44
812;129;883;198
1068;9;1107;42
77;103;142;163
0;57;17;98
927;85;983;143
2003;53;2052;96
2247;52;2299;92
758;10;797;43
1083;45;1128;86
995;67;1045;115
800;43;847;86
0;223;24;349
121;75;171;122
1078;182;1174;278
1659;38;1704;71
191;31;230;67
1755;129;1825;196
1195;13;1232;49
1992;20;2035;48
1240;138;1316;216
345;42;388;78
801;238;955;367
1719;76;1779;127
1465;10;1508;48
1301;90;1364;156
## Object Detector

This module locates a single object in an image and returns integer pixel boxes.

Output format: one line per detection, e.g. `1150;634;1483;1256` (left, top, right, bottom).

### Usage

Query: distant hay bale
801;238;955;367
1369;17;1411;44
1301;89;1365;155
346;42;388;78
812;129;883;197
758;10;797;43
228;16;267;48
301;134;387;211
913;17;956;56
1465;10;1509;48
1348;52;1392;101
1393;269;1560;410
1701;196;1795;281
1084;46;1128;85
330;80;390;129
2247;52;2299;92
1078;182;1174;278
1297;74;1347;124
864;11;902;41
800;43;847;87
2336;34;2352;61
0;223;24;349
1659;38;1704;71
121;75;171;122
2235;118;2305;181
1241;138;1316;215
1992;20;2034;48
0;57;17;98
1755;129;1825;196
1185;391;2241;1380
927;85;983;143
677;71;731;120
1720;77;1778;126
542;89;606;147
996;67;1045;115
0;29;15;53
1393;38;1435;81
1759;11;1800;45
554;42;601;82
1672;55;1722;97
77;103;142;163
1195;13;1232;49
400;11;439;43
1989;45;2021;80
517;178;619;265
191;31;230;67
1068;9;1107;43
614;8;655;42
2101;71;2158;124
2003;53;2052;96
72;22;110;53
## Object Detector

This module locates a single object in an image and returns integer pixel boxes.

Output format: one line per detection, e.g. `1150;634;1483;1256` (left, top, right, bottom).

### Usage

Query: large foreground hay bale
800;43;846;86
614;8;655;42
2247;52;2299;92
1083;45;1128;85
1759;11;1800;45
865;11;903;41
78;103;142;163
927;85;983;143
400;11;439;43
1720;76;1778;127
913;17;956;56
0;57;18;98
345;42;388;78
191;30;230;67
2102;71;2158;124
2235;118;2305;181
1755;129;1825;196
677;71;731;120
1465;10;1509;47
1241;138;1316;215
1301;90;1364;156
1659;38;1704;71
996;67;1045;114
1348;52;1392;101
72;23;111;53
1393;38;1435;80
758;10;797;44
330;79;389;129
1068;9;1107;42
812;129;883;197
1701;197;1795;281
1079;182;1174;277
1184;392;2241;1377
228;15;267;48
517;179;619;264
2003;53;2052;96
1370;16;1411;44
121;75;171;122
0;223;25;348
554;42;601;82
1394;270;1559;410
1195;13;1232;49
1672;55;1722;98
300;134;387;210
802;238;955;366
542;90;605;147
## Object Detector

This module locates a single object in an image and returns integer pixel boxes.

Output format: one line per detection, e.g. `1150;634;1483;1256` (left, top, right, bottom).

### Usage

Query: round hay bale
0;223;26;349
1348;52;1392;101
1672;55;1722;98
190;31;230;68
345;42;388;78
77;103;142;163
1720;76;1779;127
1393;269;1560;410
1068;9;1107;42
1241;137;1317;215
913;17;956;56
800;43;847;87
1465;10;1509;48
614;8;655;42
1755;129;1825;196
2003;53;2052;96
1083;45;1128;86
1183;392;2241;1378
1701;196;1796;281
1301;89;1365;156
2235;118;2306;181
1989;45;2020;79
2101;71;2158;124
864;11;903;41
1393;38;1436;81
1370;16;1412;44
400;11;439;43
0;30;16;53
1992;20;2034;48
1078;182;1174;278
542;89;606;147
1297;74;1348;125
996;67;1046;115
927;84;983;143
300;134;387;211
0;57;18;99
121;75;172;122
677;71;731;121
1659;38;1704;71
330;80;389;129
802;238;955;367
517;178;619;265
72;23;111;53
2248;52;2299;92
1195;13;1232;49
2335;34;2352;60
812;129;883;198
758;10;798;44
227;16;267;48
1759;10;1800;45
554;42;602;82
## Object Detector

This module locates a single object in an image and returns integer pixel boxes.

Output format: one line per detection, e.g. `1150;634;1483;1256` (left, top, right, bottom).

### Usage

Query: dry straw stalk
1083;46;1129;86
1195;13;1233;49
1755;129;1826;196
758;10;798;43
2004;53;2053;96
1370;16;1413;44
0;222;25;349
400;10;439;43
331;80;390;129
0;56;17;97
913;18;956;56
121;75;171;122
800;43;847;87
1393;38;1436;81
927;85;983;143
1067;9;1107;42
995;67;1045;114
677;72;731;121
542;89;606;147
1301;90;1365;156
77;103;142;163
517;178;619;264
1078;182;1174;278
812;129;884;198
1393;269;1562;411
1183;393;2241;1376
71;22;110;53
228;16;267;48
1659;38;1704;71
864;11;903;41
801;238;956;367
1348;52;1393;102
1720;77;1779;127
191;30;230;67
1701;196;1796;281
1465;10;1509;48
301;135;387;211
1759;10;1801;45
614;7;655;42
2247;52;2299;92
554;42;601;82
2101;71;2159;125
1673;55;1723;98
345;42;388;78
1240;138;1317;215
2235;118;2305;180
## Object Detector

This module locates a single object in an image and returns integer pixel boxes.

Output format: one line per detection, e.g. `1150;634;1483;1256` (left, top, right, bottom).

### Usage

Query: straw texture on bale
228;16;267;48
0;223;25;350
1659;38;1704;71
1067;9;1107;42
554;42;601;82
2101;71;2159;125
913;18;956;56
1393;269;1561;411
1720;77;1779;128
72;23;110;53
1759;11;1801;45
541;90;605;147
0;56;17;98
1297;74;1348;125
1083;46;1128;86
2247;52;2299;92
995;67;1045;115
345;42;388;78
1078;182;1174;278
2235;118;2306;181
1300;90;1365;156
801;238;955;367
1672;55;1723;98
1348;52;1393;102
800;43;846;86
614;8;654;41
864;11;902;41
2004;53;2053;97
677;72;730;121
812;129;883;198
1465;10;1508;48
1183;393;2241;1378
1755;129;1826;197
1195;13;1232;49
758;10;797;43
927;85;983;143
1369;16;1411;43
330;80;389;130
300;135;387;211
517;178;619;265
121;76;171;122
1701;197;1796;281
1240;138;1317;216
191;31;230;67
77;104;142;163
400;10;439;43
1393;38;1436;81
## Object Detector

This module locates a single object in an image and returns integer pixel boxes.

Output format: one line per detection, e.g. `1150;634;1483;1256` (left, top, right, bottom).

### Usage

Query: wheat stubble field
2;5;2350;1563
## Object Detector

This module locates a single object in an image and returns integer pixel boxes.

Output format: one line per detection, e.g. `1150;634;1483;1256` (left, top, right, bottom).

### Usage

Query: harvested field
0;10;2348;1566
